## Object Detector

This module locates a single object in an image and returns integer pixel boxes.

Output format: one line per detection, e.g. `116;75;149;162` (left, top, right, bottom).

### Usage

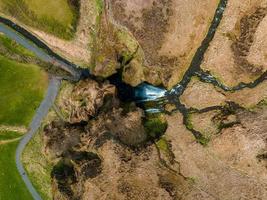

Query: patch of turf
144;114;168;139
156;137;169;153
196;136;210;147
0;0;79;40
0;55;48;126
0;130;22;140
22;131;53;200
0;141;33;200
95;0;104;13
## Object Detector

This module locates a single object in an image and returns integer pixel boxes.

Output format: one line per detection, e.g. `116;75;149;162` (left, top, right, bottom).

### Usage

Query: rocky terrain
41;78;267;200
25;0;267;199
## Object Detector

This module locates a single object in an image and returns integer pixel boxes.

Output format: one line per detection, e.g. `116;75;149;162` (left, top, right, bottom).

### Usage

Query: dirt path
0;137;21;145
0;125;27;133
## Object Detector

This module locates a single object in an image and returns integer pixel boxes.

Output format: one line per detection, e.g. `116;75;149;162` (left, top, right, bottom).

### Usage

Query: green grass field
0;37;48;199
0;0;79;40
0;141;33;200
0;55;48;126
0;9;51;197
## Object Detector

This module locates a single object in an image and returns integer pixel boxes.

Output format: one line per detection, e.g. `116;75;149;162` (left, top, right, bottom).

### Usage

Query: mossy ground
144;114;168;139
184;112;211;146
0;0;79;40
196;136;211;147
156;137;169;153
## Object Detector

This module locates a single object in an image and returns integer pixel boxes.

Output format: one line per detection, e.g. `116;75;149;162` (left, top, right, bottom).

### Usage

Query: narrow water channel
4;1;267;199
1;0;266;114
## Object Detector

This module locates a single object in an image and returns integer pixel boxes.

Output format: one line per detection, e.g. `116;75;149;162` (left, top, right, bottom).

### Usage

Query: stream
1;1;266;112
1;0;267;199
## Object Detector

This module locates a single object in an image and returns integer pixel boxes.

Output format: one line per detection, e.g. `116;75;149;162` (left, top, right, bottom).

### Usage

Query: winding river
1;0;267;199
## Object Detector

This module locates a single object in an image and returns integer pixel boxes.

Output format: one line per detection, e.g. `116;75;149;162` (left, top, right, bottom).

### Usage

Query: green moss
156;137;169;153
185;113;194;130
144;114;167;139
95;0;104;14
218;121;237;130
186;115;211;146
186;113;211;146
94;0;103;34
249;99;267;111
196;136;210;147
88;0;104;68
117;29;138;51
223;31;237;42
